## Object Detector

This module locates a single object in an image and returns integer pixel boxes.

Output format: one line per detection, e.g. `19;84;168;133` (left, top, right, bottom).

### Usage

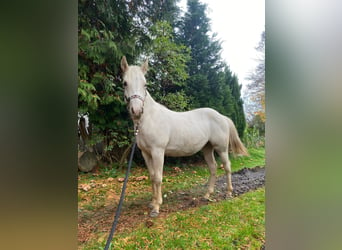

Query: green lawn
78;147;265;249
84;188;265;249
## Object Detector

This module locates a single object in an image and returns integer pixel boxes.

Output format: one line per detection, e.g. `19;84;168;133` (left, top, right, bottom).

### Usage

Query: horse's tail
227;118;249;157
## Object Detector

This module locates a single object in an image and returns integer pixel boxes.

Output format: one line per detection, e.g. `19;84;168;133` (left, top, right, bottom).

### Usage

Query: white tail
227;118;249;156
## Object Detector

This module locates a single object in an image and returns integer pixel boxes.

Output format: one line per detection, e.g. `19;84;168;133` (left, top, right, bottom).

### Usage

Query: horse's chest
136;131;168;152
136;136;149;151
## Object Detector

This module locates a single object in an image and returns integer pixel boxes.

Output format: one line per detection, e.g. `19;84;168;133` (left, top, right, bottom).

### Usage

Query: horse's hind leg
202;144;217;199
218;151;233;198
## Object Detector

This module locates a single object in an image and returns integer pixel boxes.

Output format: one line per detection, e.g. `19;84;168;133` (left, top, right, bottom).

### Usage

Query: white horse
121;56;248;217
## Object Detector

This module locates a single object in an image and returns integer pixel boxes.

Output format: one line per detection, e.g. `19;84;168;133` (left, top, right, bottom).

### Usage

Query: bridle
125;91;147;136
124;94;145;103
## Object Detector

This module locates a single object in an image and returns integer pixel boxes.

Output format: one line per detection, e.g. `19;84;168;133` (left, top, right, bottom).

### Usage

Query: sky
179;0;265;90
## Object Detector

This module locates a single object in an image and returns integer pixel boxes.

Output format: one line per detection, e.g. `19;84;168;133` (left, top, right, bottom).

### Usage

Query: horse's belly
164;140;206;157
165;148;200;157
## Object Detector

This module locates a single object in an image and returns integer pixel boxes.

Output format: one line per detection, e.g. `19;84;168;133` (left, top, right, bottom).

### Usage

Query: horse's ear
121;56;129;72
141;59;148;75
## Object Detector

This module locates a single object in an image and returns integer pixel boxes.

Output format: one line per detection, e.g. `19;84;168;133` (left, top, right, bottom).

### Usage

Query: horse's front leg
149;149;165;217
141;151;157;208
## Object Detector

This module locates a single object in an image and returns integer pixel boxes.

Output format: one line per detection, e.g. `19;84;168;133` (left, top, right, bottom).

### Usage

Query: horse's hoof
203;194;210;200
150;211;159;218
225;193;233;199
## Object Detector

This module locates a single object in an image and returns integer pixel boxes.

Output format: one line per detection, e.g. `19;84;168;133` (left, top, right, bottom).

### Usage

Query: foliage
251;114;265;136
158;91;191;111
222;58;246;139
180;0;246;137
243;126;265;149
78;0;145;162
146;21;191;111
78;0;249;165
223;68;246;137
180;0;223;107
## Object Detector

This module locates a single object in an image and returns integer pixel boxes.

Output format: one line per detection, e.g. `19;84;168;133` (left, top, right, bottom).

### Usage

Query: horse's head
121;56;148;120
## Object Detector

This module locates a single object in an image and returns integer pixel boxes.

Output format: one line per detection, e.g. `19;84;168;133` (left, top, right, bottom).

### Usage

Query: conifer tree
180;0;224;108
180;0;246;138
227;74;246;137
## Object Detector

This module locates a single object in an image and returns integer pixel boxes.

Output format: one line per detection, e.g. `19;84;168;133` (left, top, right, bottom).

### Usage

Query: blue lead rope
104;140;137;250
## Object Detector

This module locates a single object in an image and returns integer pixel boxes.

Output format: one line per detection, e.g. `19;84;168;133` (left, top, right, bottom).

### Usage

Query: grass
78;147;265;212
84;188;265;249
230;147;265;171
78;147;265;249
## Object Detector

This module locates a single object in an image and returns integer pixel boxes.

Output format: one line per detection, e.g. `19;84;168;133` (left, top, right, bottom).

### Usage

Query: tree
78;0;155;164
225;73;246;137
78;0;185;164
180;0;225;108
78;0;248;166
146;21;191;111
245;31;265;124
180;0;246;137
221;67;236;118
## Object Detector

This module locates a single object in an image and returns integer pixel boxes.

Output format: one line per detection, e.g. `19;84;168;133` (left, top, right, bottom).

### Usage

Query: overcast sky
179;0;265;89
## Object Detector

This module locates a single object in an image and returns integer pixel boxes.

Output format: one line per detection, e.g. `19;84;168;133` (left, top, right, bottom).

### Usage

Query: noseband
125;94;145;103
125;92;146;135
125;91;147;116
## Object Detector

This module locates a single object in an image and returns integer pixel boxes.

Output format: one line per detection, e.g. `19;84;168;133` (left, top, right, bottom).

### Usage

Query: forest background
78;0;265;167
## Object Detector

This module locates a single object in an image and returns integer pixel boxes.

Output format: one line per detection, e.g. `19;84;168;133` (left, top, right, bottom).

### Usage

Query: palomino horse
121;56;248;217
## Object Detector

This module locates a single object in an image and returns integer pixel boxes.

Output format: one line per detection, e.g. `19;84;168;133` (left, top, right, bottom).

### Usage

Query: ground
78;166;265;246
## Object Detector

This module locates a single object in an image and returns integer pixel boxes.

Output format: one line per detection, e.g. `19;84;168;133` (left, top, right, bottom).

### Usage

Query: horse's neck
133;91;158;125
144;91;159;110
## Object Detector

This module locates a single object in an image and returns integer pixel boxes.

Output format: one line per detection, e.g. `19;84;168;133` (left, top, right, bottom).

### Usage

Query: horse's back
163;107;229;156
191;108;230;147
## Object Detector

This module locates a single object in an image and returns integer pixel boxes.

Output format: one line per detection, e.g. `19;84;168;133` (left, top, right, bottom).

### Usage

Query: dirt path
78;166;265;244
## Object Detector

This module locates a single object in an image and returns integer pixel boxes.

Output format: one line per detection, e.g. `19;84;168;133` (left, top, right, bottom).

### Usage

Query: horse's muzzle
129;100;144;119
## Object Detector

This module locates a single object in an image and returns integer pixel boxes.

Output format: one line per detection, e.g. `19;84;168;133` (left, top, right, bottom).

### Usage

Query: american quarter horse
121;56;248;217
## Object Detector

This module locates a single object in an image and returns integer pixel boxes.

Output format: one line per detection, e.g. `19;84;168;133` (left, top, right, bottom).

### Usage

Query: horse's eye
123;81;127;87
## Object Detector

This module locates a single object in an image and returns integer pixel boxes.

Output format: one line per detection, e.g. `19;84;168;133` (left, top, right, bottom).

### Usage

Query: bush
243;126;265;148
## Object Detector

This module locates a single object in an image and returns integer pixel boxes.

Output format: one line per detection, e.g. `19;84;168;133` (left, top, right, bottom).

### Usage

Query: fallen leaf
79;184;91;191
105;192;119;205
145;220;154;228
173;167;182;172
117;177;125;182
135;176;148;181
107;177;114;182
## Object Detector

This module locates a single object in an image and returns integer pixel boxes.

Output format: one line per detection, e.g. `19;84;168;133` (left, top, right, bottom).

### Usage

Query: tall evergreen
221;67;235;117
180;0;224;108
146;0;182;28
227;74;246;137
179;0;246;138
